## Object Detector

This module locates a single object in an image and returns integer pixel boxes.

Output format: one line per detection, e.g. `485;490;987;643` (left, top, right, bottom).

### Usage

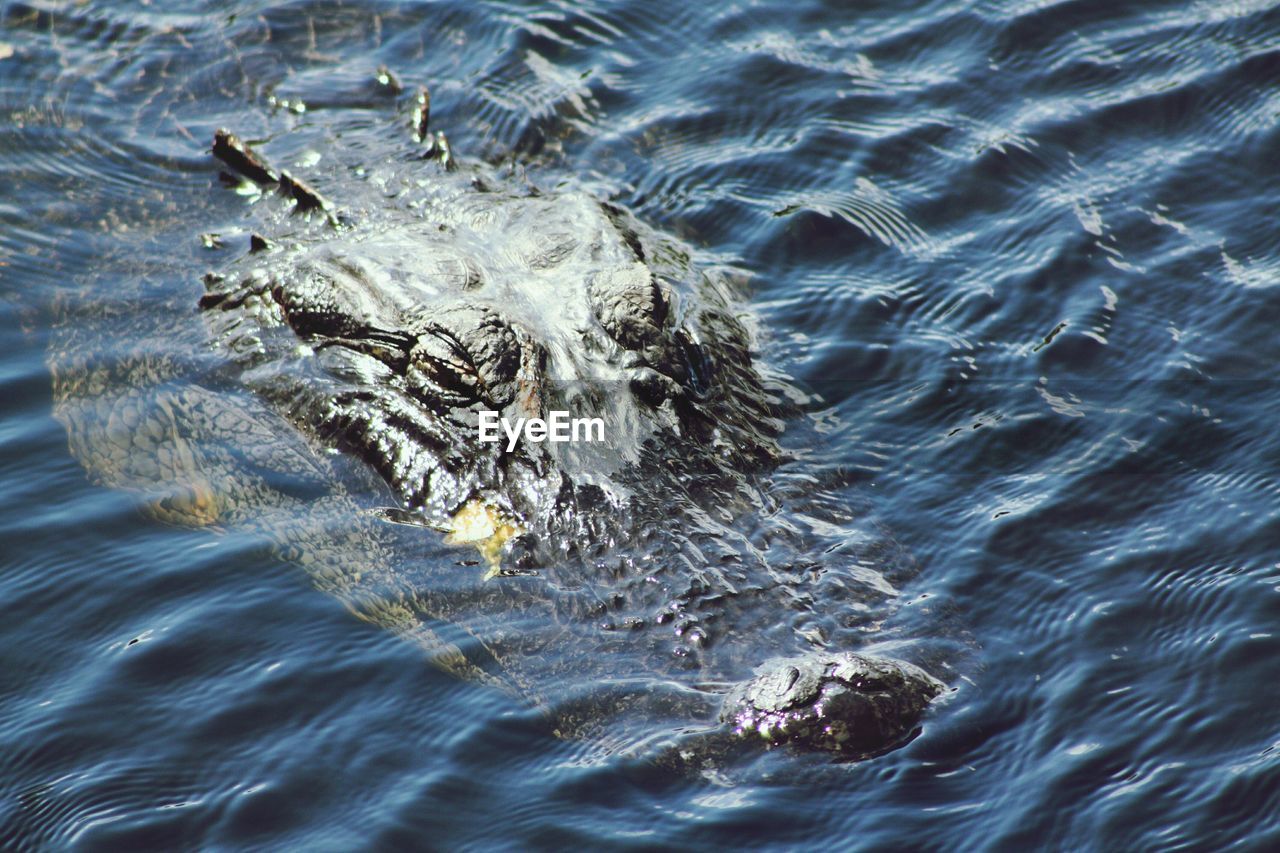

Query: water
2;0;1279;847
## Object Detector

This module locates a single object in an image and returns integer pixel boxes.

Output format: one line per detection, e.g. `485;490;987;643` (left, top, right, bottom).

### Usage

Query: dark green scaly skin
48;81;943;768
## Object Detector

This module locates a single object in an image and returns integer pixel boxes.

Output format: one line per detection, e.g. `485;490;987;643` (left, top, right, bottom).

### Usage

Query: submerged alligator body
51;81;943;766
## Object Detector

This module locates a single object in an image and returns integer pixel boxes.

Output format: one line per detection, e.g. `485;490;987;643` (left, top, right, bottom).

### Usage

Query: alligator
48;80;943;768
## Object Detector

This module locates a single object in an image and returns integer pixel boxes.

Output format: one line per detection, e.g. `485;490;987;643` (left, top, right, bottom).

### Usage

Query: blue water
3;0;1279;848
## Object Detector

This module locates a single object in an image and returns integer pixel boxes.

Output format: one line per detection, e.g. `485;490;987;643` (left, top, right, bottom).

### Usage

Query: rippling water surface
3;0;1279;848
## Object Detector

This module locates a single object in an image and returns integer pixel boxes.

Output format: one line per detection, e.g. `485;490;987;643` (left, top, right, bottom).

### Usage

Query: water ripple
3;0;1280;847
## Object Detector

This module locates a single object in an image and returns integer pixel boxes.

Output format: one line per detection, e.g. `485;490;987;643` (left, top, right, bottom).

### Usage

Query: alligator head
200;130;778;558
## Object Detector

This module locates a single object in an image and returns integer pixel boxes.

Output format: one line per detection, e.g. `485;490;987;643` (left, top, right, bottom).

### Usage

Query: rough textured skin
723;654;944;757
49;86;944;764
198;127;777;546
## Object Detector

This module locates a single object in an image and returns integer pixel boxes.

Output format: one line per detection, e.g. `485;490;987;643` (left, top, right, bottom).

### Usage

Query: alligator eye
588;262;669;351
406;306;520;408
408;329;483;406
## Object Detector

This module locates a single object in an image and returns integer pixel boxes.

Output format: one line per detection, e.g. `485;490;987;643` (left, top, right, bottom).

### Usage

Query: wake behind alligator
51;79;944;768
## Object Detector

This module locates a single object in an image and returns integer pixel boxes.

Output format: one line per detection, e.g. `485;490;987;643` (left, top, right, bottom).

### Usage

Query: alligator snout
721;652;945;758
